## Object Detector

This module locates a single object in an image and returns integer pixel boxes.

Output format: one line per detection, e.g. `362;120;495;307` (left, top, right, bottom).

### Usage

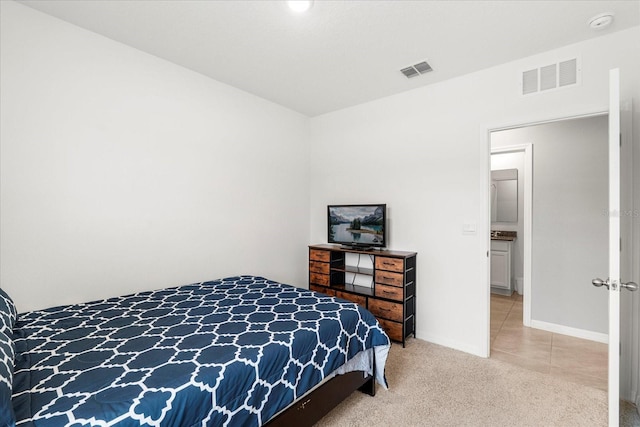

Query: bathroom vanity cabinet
490;239;512;295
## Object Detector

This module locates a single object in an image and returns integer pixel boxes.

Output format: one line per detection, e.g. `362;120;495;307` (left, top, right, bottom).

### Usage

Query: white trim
530;320;608;344
634;280;640;410
480;123;491;358
608;68;621;427
491;144;533;328
483;108;608;135
419;333;485;358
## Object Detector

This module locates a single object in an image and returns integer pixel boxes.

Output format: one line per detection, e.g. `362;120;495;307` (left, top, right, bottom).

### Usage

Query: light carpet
315;338;640;426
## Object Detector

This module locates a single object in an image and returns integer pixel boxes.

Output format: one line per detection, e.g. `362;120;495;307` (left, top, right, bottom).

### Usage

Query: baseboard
419;321;606;357
530;320;608;343
417;333;486;358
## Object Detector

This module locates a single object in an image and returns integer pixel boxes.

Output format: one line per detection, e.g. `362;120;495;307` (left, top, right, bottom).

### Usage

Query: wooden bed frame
265;371;375;426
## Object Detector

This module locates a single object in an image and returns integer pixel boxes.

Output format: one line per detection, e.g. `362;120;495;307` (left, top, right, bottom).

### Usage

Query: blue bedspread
11;276;390;426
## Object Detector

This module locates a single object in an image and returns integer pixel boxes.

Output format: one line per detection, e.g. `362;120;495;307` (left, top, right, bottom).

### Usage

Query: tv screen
328;204;386;248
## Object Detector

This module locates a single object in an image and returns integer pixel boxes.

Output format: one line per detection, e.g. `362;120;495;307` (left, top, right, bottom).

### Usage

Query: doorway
488;114;609;391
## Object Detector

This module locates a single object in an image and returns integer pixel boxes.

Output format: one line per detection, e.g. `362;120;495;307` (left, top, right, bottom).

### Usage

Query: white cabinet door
490;250;510;289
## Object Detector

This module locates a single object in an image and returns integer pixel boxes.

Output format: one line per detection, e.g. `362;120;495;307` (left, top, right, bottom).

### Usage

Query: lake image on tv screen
329;206;384;244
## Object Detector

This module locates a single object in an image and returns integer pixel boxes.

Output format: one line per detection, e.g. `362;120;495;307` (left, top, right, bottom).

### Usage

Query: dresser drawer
335;291;367;307
368;299;403;322
310;249;331;262
309;261;329;274
375;283;403;302
376;318;403;342
375;256;404;273
375;270;404;287
309;273;329;286
310;284;336;297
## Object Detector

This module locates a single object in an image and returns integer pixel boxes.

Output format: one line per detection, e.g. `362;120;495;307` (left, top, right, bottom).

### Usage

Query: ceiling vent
401;60;433;78
521;58;580;95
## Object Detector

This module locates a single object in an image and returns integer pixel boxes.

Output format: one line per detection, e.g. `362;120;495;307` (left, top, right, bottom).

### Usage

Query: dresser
308;244;416;346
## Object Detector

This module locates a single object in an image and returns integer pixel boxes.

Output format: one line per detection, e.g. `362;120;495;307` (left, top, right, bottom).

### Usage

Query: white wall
490;151;524;289
492;116;608;336
0;2;310;312
309;26;640;357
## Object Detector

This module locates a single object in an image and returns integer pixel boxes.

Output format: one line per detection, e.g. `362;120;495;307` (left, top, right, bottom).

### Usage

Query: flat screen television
328;204;386;249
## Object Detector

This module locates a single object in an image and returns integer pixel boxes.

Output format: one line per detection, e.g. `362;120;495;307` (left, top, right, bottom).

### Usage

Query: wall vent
521;57;580;95
558;58;578;87
522;69;538;94
540;64;557;91
401;60;433;79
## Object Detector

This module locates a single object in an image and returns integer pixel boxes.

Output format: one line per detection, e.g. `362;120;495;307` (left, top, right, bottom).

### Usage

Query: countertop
491;231;517;241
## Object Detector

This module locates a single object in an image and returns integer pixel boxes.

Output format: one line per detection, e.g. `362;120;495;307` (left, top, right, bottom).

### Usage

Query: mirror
491;168;518;223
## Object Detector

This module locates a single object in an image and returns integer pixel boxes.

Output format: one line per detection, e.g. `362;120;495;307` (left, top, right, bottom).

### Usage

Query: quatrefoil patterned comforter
10;276;390;426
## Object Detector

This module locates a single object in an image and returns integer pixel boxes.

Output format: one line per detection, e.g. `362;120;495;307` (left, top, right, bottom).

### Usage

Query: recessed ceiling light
288;1;313;13
588;12;614;30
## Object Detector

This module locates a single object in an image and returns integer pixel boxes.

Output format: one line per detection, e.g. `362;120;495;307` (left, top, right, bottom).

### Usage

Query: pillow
0;328;16;426
0;288;17;333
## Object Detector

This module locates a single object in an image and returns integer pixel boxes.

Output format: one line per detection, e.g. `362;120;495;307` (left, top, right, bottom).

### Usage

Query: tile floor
490;292;608;391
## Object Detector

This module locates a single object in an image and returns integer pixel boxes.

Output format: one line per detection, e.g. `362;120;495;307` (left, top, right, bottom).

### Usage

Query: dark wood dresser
308;244;416;346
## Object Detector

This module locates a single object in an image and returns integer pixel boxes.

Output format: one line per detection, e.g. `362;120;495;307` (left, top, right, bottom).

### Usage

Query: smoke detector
588;12;614;30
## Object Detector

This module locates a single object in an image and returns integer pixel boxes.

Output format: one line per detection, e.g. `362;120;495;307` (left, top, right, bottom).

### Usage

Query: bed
0;275;390;426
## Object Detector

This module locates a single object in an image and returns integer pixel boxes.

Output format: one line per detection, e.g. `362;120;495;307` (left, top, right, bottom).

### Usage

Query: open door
592;68;637;426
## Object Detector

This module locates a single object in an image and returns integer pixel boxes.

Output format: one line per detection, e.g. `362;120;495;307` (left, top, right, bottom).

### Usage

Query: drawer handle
382;290;394;295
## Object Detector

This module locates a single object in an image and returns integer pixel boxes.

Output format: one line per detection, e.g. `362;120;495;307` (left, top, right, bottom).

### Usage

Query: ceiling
18;0;640;117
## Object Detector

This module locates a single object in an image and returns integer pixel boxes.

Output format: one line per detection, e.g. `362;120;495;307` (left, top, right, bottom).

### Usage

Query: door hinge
620;237;622;252
620;133;622;147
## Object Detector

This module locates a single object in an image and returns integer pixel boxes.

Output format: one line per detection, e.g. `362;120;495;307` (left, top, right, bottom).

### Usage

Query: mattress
4;276;390;426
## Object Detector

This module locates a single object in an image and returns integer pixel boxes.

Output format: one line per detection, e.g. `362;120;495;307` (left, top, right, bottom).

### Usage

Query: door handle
592;278;638;291
591;279;609;289
592;278;609;289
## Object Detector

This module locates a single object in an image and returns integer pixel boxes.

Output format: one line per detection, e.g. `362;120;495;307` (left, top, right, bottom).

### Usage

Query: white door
592;68;637;427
